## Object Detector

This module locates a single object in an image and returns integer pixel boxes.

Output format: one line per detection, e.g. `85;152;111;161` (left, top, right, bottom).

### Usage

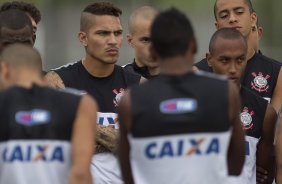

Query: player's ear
250;12;257;30
78;31;88;47
206;53;213;67
0;62;10;82
32;33;36;45
127;34;133;47
215;22;220;30
258;26;263;41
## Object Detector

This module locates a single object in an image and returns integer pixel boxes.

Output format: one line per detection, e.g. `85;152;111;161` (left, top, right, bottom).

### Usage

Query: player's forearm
119;131;134;184
276;133;282;184
277;166;282;184
69;168;92;184
257;140;273;171
121;166;134;184
256;140;274;184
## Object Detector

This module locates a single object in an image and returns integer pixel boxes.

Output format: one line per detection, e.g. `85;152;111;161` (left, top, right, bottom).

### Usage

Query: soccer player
118;8;245;184
0;44;96;184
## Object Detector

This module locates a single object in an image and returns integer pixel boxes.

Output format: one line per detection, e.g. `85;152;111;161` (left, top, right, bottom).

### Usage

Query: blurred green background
0;0;281;70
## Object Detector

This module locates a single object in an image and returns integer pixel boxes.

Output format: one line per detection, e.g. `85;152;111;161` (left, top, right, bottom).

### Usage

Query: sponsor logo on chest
145;137;219;159
15;109;50;126
160;98;197;114
2;144;64;163
97;112;119;129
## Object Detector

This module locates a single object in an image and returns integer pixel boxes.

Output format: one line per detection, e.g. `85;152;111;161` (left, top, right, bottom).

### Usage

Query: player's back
0;85;81;184
129;72;231;184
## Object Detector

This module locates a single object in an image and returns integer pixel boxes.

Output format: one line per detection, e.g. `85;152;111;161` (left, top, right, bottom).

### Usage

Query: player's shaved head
128;6;158;34
0;43;42;71
209;28;247;54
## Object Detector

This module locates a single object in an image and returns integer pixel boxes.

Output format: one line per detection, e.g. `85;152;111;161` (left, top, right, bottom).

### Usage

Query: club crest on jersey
113;88;125;107
251;72;270;92
15;109;50;126
160;98;197;114
240;107;254;130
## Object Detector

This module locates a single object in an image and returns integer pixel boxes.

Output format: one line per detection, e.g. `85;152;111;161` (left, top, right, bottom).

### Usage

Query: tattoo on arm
95;125;119;154
44;71;65;89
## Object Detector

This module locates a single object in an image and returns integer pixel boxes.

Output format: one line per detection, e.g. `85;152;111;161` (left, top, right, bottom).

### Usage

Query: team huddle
0;0;281;184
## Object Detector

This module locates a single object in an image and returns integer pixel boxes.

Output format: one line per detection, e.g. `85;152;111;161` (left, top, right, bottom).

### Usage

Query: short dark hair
0;1;41;24
0;9;32;30
83;2;122;16
214;0;254;20
150;8;195;59
80;2;122;32
209;28;247;54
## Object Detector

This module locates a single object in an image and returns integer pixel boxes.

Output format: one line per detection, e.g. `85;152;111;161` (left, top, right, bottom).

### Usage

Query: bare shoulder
44;71;65;89
79;94;98;112
118;90;132;130
269;67;282;113
192;66;199;72
139;76;147;84
228;81;240;104
227;81;240;123
262;104;277;138
119;90;131;115
265;103;277;120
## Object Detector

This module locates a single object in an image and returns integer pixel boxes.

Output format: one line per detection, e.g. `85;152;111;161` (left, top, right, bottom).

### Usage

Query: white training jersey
228;135;259;184
0;140;72;184
129;131;231;184
91;112;123;184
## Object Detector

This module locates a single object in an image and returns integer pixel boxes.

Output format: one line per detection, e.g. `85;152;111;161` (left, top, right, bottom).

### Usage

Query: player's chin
104;57;118;64
229;78;240;86
148;63;159;68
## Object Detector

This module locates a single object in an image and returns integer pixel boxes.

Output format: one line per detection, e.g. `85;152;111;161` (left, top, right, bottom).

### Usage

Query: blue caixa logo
2;144;64;163
145;137;220;159
15;109;50;126
160;98;197;114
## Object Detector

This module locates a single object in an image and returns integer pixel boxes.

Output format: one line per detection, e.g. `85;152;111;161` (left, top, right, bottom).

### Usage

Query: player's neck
246;36;256;61
134;59;145;67
83;56;115;78
160;56;193;75
12;71;44;88
148;66;160;76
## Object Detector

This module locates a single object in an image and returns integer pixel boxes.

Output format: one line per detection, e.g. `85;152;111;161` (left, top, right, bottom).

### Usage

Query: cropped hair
83;2;122;16
0;9;32;30
0;1;41;23
209;27;247;54
151;8;195;59
80;2;122;32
